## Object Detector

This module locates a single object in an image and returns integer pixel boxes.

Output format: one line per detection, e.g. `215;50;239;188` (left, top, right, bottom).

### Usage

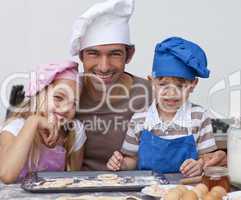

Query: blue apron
138;129;198;173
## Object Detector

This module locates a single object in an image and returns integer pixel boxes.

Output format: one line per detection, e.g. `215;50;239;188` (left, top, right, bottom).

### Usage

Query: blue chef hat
152;37;210;80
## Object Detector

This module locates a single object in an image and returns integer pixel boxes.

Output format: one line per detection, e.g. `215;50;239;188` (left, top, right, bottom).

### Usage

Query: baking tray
21;170;169;193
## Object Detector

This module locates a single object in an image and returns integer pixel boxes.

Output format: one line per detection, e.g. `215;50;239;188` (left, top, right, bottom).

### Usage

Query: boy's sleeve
121;113;145;156
196;110;217;155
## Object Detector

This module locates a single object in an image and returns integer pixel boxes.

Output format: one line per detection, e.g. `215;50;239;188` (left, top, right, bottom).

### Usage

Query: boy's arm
196;110;227;168
180;109;219;177
107;113;145;171
107;151;137;171
196;111;217;156
121;155;137;170
180;158;204;177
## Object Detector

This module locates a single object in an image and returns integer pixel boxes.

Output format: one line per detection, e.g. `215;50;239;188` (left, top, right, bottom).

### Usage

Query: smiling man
69;0;227;171
70;0;152;170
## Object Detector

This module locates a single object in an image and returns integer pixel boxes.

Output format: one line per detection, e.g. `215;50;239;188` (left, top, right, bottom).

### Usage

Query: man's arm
200;150;227;168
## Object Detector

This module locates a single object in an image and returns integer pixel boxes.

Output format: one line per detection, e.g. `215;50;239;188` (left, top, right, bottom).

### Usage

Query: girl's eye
54;96;63;102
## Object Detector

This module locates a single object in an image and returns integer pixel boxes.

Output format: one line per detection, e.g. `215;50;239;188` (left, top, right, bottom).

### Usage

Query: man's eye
111;52;122;57
87;51;98;56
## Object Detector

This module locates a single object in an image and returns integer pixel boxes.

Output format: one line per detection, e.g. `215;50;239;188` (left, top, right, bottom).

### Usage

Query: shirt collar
144;100;192;131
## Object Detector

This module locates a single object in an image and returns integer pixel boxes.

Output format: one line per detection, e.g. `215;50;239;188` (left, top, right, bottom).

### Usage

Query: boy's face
152;77;198;114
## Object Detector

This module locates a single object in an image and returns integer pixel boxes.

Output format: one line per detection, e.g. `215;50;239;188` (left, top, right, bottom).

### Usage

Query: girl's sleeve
0;118;25;136
72;120;87;152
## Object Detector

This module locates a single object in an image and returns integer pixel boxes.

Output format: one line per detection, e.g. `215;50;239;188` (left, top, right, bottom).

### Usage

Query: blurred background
0;0;240;120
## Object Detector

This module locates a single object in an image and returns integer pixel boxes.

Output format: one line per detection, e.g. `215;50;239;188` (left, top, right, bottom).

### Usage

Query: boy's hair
155;76;195;84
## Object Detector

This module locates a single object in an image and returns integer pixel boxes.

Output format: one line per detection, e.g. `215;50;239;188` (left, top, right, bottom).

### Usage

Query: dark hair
79;44;135;63
125;45;135;62
5;85;25;118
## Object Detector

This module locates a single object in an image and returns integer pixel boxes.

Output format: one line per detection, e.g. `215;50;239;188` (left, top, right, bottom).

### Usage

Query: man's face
80;44;131;90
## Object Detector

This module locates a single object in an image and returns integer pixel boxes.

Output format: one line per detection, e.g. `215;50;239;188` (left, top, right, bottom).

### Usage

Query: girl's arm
0;116;38;183
0;115;57;184
67;146;84;171
66;120;86;171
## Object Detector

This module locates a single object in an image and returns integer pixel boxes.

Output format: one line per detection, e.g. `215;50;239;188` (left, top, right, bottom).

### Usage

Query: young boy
107;37;217;177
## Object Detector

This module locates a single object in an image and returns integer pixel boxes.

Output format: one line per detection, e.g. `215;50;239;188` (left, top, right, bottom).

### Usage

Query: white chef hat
70;0;135;56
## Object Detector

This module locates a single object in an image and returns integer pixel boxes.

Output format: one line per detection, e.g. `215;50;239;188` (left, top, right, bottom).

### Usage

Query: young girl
0;61;86;184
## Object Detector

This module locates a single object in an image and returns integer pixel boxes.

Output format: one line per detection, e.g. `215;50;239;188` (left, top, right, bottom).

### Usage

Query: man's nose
98;55;110;73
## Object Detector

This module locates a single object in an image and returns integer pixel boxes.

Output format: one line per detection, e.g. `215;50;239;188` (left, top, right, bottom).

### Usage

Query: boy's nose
166;86;179;97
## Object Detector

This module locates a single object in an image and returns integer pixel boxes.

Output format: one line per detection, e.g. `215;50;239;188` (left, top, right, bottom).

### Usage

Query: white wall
0;0;240;120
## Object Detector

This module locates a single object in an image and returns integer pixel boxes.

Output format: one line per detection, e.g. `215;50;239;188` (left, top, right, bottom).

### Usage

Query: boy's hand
106;151;124;171
180;159;204;177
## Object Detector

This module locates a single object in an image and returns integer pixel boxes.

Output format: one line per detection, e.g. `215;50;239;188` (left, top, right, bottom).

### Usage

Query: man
70;0;226;171
70;0;152;170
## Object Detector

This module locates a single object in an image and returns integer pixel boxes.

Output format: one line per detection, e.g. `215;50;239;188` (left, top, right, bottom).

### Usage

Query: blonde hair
5;86;78;171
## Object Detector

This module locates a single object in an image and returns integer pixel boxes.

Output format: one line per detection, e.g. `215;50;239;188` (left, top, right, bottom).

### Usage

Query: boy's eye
158;83;166;87
176;84;183;89
158;82;165;86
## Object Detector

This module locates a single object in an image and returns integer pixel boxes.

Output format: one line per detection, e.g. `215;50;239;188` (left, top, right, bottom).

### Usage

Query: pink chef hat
26;61;79;97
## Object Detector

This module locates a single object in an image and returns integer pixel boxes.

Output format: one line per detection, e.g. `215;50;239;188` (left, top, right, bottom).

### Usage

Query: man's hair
125;45;134;62
79;44;135;63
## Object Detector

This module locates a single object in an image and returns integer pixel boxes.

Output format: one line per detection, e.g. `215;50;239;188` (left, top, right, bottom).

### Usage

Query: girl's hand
106;151;124;171
180;158;204;177
36;114;59;148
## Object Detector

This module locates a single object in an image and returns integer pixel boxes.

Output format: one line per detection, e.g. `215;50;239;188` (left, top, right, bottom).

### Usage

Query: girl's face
44;79;79;123
152;77;198;114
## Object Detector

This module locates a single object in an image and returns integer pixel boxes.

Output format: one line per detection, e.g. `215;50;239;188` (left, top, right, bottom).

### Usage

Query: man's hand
180;159;204;177
106;151;124;171
202;150;227;169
